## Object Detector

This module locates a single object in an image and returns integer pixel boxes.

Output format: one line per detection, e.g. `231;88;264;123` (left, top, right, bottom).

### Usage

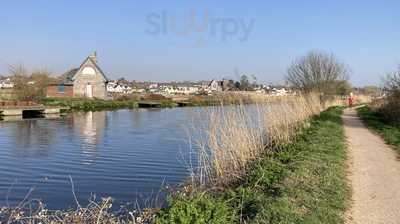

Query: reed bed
191;93;332;188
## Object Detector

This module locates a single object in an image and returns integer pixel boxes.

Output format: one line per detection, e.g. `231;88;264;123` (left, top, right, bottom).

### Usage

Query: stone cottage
47;52;108;99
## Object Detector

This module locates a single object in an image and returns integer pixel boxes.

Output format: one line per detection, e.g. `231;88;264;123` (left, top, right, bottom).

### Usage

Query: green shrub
379;69;400;122
155;194;234;224
42;98;139;111
358;106;400;149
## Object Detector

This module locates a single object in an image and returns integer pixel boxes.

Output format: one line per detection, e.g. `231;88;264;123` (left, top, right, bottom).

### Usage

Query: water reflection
0;108;195;209
69;111;107;165
71;112;106;146
11;120;56;157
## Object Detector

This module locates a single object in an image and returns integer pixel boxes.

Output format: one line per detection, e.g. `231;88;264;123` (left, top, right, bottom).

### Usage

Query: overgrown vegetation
9;64;55;101
156;107;349;223
0;196;153;224
40;97;212;111
371;67;400;123
358;106;400;150
42;98;140;111
40;93;280;111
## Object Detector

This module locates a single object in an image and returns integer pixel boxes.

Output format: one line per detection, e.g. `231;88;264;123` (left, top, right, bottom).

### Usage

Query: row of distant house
106;80;289;97
0;53;290;99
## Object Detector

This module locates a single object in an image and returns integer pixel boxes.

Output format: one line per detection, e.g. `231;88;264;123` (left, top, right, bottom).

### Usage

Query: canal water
0;108;200;210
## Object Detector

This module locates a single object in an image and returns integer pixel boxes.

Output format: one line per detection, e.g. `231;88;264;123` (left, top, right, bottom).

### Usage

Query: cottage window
82;66;96;75
58;85;65;93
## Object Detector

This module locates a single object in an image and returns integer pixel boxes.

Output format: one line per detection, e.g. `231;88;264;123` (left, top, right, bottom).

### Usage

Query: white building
160;85;200;95
107;81;132;94
0;78;14;89
271;88;288;96
208;80;223;92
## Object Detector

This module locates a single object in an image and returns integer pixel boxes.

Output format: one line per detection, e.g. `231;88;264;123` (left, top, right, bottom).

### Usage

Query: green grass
41;97;212;111
155;107;350;224
357;106;400;150
42;98;140;111
40;95;259;111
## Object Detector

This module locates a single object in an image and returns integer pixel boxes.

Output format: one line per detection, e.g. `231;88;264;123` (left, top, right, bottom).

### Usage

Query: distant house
204;79;236;93
107;81;132;94
0;78;14;89
47;53;109;99
271;88;288;96
160;85;200;95
208;80;223;92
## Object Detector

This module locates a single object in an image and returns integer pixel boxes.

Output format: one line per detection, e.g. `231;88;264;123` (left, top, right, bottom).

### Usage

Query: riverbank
357;106;400;150
41;98;162;111
155;107;350;223
40;95;248;111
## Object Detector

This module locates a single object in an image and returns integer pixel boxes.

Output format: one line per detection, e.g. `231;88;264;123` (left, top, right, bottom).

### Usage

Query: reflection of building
69;111;107;165
83;112;96;145
72;111;107;147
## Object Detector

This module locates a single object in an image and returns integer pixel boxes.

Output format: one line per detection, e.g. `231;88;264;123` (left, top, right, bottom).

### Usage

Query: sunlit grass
358;106;400;150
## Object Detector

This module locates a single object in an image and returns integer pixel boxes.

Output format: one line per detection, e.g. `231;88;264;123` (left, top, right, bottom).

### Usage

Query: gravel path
344;107;400;224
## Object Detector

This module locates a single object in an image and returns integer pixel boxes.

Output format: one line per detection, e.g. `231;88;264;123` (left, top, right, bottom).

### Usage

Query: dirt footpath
343;107;400;224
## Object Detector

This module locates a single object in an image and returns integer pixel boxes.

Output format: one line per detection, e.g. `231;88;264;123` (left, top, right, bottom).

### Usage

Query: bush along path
345;107;400;223
155;107;350;224
357;106;400;150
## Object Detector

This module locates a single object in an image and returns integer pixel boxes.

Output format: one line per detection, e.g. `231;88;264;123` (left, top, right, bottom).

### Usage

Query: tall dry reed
191;93;331;188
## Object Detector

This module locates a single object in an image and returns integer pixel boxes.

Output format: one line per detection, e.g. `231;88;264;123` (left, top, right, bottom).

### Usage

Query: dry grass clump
0;197;154;224
192;93;335;188
0;176;158;223
262;94;322;148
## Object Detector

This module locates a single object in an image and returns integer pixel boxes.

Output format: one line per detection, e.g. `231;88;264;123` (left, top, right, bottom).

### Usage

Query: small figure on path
348;92;354;107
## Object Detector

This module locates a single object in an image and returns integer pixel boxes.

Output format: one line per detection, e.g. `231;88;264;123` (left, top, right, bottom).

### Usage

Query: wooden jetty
0;105;69;117
137;101;162;108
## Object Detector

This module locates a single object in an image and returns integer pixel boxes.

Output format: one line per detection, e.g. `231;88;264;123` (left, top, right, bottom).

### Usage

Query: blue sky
0;1;399;86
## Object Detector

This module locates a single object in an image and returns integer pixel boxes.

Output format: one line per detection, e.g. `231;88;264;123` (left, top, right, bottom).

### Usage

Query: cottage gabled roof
73;54;109;82
60;68;79;84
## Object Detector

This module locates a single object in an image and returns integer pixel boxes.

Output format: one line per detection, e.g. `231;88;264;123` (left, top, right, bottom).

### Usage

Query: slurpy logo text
145;10;255;43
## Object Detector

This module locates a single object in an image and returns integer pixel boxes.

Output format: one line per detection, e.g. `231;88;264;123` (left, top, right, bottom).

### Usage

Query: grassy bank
357;106;400;149
155;107;349;224
42;98;141;111
40;94;306;111
41;97;222;111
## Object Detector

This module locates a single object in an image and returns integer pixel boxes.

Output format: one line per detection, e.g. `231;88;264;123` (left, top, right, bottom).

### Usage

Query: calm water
0;108;199;209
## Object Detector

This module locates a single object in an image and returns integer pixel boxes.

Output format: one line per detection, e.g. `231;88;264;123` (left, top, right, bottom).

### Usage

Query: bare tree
384;67;400;92
9;64;54;101
378;66;400;122
286;51;349;98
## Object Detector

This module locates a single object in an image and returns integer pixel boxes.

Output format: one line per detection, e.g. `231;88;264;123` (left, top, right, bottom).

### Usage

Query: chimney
89;51;98;63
